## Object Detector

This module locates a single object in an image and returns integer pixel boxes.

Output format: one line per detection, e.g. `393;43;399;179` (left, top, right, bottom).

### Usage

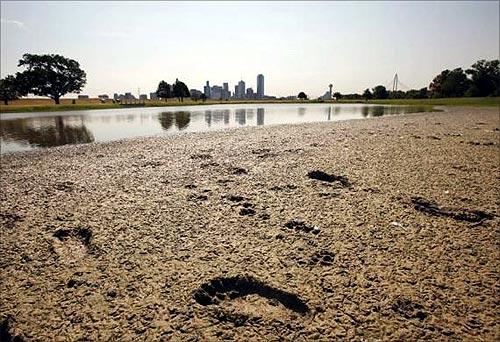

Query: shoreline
1;97;499;114
1;107;499;340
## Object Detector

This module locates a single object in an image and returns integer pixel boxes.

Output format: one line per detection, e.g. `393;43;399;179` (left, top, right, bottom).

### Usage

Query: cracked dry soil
0;107;499;340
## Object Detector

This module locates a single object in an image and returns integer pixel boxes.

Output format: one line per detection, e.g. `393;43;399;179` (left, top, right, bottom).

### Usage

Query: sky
1;1;499;98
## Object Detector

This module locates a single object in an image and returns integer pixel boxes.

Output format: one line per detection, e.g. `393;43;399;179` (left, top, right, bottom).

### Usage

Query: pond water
0;103;431;154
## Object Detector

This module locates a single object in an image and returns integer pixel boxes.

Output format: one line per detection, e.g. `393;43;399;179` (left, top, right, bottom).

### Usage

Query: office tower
210;85;223;100
257;74;264;99
246;87;254;99
222;82;229;100
237;80;246;99
204;81;211;98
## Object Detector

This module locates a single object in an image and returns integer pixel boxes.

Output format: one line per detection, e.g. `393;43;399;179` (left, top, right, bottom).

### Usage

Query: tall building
222;83;229;100
257;74;264;99
237;80;246;99
234;85;238;99
246;87;254;99
204;81;211;98
210;85;223;100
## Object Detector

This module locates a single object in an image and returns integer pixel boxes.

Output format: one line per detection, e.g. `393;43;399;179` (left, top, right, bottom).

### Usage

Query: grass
339;97;500;107
1;97;498;114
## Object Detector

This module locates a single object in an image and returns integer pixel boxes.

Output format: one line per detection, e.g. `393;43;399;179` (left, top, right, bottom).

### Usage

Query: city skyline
1;1;498;98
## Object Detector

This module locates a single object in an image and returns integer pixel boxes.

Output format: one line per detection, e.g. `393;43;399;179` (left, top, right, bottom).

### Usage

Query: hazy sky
1;1;498;97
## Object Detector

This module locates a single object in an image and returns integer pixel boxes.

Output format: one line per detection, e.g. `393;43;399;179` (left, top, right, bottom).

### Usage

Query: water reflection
257;108;264;125
158;111;191;131
158;112;174;130
235;109;246;126
1;116;94;148
1;104;432;153
175;112;190;130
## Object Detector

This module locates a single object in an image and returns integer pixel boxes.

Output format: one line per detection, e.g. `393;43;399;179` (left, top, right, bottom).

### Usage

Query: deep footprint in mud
310;250;334;266
307;170;352;188
51;227;94;262
391;297;428;321
284;220;320;234
193;276;309;315
193;275;309;315
410;197;494;225
0;316;22;342
0;212;23;229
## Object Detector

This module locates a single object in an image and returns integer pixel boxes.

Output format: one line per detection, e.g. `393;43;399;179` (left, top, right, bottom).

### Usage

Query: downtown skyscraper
257;74;264;99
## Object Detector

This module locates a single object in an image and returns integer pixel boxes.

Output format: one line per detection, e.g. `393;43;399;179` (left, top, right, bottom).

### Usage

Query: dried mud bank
1;107;499;341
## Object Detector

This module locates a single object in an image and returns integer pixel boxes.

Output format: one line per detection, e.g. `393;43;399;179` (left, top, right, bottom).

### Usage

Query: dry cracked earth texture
0;107;499;341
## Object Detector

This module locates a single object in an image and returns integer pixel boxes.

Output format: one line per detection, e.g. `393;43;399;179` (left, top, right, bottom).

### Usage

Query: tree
362;88;372;101
16;53;86;104
429;68;470;98
297;92;308;100
466;59;500;97
372;85;389;99
172;79;190;102
156;81;171;101
0;75;26;105
333;92;342;100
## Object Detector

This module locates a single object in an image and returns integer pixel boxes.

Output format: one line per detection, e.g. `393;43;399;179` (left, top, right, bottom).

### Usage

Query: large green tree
172;79;190;102
16;53;86;104
466;59;500;97
429;68;470;98
362;88;372;101
372;85;389;99
0;75;26;105
297;92;308;100
156;81;171;101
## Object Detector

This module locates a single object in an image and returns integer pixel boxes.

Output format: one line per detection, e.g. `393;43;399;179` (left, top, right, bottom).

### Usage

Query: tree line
155;79;191;102
0;53;193;105
1;55;498;105
338;59;499;101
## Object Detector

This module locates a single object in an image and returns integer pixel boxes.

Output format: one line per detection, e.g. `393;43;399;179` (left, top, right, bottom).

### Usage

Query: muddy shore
1;107;499;341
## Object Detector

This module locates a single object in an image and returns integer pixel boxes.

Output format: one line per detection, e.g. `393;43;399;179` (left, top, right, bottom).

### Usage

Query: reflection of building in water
211;110;224;124
257;108;265;125
235;109;246;126
205;110;212;127
361;106;370;117
327;107;331;121
0;116;94;148
298;107;306;116
223;109;230;125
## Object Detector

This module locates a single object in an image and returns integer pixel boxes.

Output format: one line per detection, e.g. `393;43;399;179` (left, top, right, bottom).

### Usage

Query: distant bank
1;97;499;114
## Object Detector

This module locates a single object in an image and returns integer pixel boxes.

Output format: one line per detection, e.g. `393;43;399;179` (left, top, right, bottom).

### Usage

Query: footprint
55;181;74;192
410;197;493;225
0;315;22;342
190;153;212;160
270;184;297;191
284;220;320;234
391;297;428;321
0;212;23;229
310;250;334;266
51;227;94;263
193;275;309;314
307;170;351;188
230;167;248;175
